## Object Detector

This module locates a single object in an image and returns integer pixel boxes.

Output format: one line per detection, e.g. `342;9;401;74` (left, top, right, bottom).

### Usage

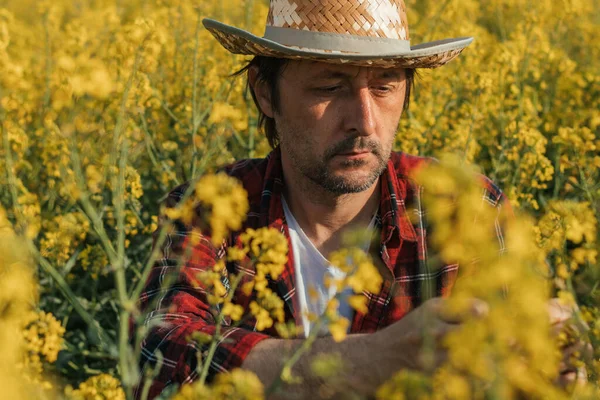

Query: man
137;1;586;398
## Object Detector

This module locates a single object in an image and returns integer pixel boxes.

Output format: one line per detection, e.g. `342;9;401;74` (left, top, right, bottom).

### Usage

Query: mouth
333;151;372;162
337;148;371;155
336;149;371;157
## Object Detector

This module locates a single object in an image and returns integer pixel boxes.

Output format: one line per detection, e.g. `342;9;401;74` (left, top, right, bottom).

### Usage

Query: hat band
264;26;411;53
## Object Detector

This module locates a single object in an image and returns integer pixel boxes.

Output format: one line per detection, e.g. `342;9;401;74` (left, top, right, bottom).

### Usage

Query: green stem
41;11;52;110
111;44;148;397
198;319;223;385
30;243;113;349
129;223;171;301
129;174;201;306
266;318;325;397
114;139;130;304
120;310;135;399
1;115;23;234
198;273;245;385
566;277;592;339
191;11;202;179
69;135;118;264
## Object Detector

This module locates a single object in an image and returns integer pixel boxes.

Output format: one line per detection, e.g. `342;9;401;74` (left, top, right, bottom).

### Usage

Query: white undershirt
281;196;377;338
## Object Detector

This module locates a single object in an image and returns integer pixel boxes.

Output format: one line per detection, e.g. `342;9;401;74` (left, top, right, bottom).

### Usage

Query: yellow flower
226;246;247;262
213;369;264;399
164;174;249;246
250;301;272;331
208;102;248;133
0;208;44;398
221;302;244;322
19;310;65;387
274;321;301;339
347;295;368;314
328;317;349;343
174;369;263;400
329;247;382;294
78;244;109;279
249;287;285;331
310;353;344;379
64;374;125;400
196;174;249;246
197;270;228;305
376;370;431;400
70;62;115;99
240;227;288;280
172;382;213;400
40;212;90;267
412;157;563;398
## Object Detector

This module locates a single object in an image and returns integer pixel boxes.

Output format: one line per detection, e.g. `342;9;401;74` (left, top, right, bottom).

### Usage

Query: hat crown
266;0;410;41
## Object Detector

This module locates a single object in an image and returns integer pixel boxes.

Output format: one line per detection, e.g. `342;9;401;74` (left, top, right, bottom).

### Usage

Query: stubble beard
278;119;393;195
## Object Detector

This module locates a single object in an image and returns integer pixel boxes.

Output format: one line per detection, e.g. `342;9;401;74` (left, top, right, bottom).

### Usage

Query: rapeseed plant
0;0;598;398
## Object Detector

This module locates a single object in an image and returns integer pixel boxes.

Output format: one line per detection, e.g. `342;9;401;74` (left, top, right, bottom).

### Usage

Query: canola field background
0;0;599;398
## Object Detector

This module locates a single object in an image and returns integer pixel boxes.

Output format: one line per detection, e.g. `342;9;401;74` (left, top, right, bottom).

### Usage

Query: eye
372;85;396;96
373;85;394;93
316;85;342;93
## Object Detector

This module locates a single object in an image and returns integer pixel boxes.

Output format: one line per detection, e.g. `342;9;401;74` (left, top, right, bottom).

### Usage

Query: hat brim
203;19;473;69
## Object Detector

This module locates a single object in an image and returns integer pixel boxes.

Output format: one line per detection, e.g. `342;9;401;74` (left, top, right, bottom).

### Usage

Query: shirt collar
259;147;418;243
260;147;287;230
379;156;419;244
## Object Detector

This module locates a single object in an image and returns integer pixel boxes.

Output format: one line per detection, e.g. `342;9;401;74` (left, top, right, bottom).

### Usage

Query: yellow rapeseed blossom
250;288;285;331
78;244;110;279
310;353;344;379
0;207;45;399
0;207;36;321
166;173;249;246
239;227;288;291
224;227;289;330
221;301;244;322
196;269;228;305
22;310;65;363
376;369;432;400
327;316;350;343
64;373;126;400
174;368;263;400
40;212;90;267
328;247;382;295
401;158;566;399
536;201;598;282
20;310;66;387
208;101;249;133
196;174;249;246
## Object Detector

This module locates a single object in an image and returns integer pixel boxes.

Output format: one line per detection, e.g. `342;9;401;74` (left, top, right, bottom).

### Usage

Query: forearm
241;332;395;399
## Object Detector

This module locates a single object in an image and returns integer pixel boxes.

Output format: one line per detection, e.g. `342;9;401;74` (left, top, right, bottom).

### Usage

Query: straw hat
202;0;473;69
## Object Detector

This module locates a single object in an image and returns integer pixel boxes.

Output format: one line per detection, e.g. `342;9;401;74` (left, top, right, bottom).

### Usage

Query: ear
248;66;275;118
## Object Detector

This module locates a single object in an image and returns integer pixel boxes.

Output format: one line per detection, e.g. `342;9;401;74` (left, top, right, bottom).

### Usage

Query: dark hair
233;57;415;149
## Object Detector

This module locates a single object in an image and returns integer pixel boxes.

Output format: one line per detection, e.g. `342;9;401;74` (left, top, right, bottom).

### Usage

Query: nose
344;88;377;137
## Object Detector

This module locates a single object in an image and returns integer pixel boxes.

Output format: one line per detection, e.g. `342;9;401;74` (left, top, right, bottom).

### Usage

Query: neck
282;156;381;256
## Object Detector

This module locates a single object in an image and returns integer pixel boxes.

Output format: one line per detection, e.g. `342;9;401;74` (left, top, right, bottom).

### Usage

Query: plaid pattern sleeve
134;184;270;399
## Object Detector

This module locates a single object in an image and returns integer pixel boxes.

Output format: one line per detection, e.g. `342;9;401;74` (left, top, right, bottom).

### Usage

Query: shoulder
389;151;435;180
389;152;507;208
476;173;505;208
161;157;269;208
219;157;270;202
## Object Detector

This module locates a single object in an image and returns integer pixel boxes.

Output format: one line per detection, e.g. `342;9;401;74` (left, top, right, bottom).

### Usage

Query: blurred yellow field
0;0;598;398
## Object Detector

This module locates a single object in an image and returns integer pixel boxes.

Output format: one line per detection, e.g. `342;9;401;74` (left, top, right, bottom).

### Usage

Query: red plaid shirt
136;148;509;399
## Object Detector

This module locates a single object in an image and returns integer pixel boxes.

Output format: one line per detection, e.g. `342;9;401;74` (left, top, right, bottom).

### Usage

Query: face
254;60;407;194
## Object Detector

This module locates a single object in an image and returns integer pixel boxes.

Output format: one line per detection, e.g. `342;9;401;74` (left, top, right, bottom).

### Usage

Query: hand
378;297;489;372
548;298;593;388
